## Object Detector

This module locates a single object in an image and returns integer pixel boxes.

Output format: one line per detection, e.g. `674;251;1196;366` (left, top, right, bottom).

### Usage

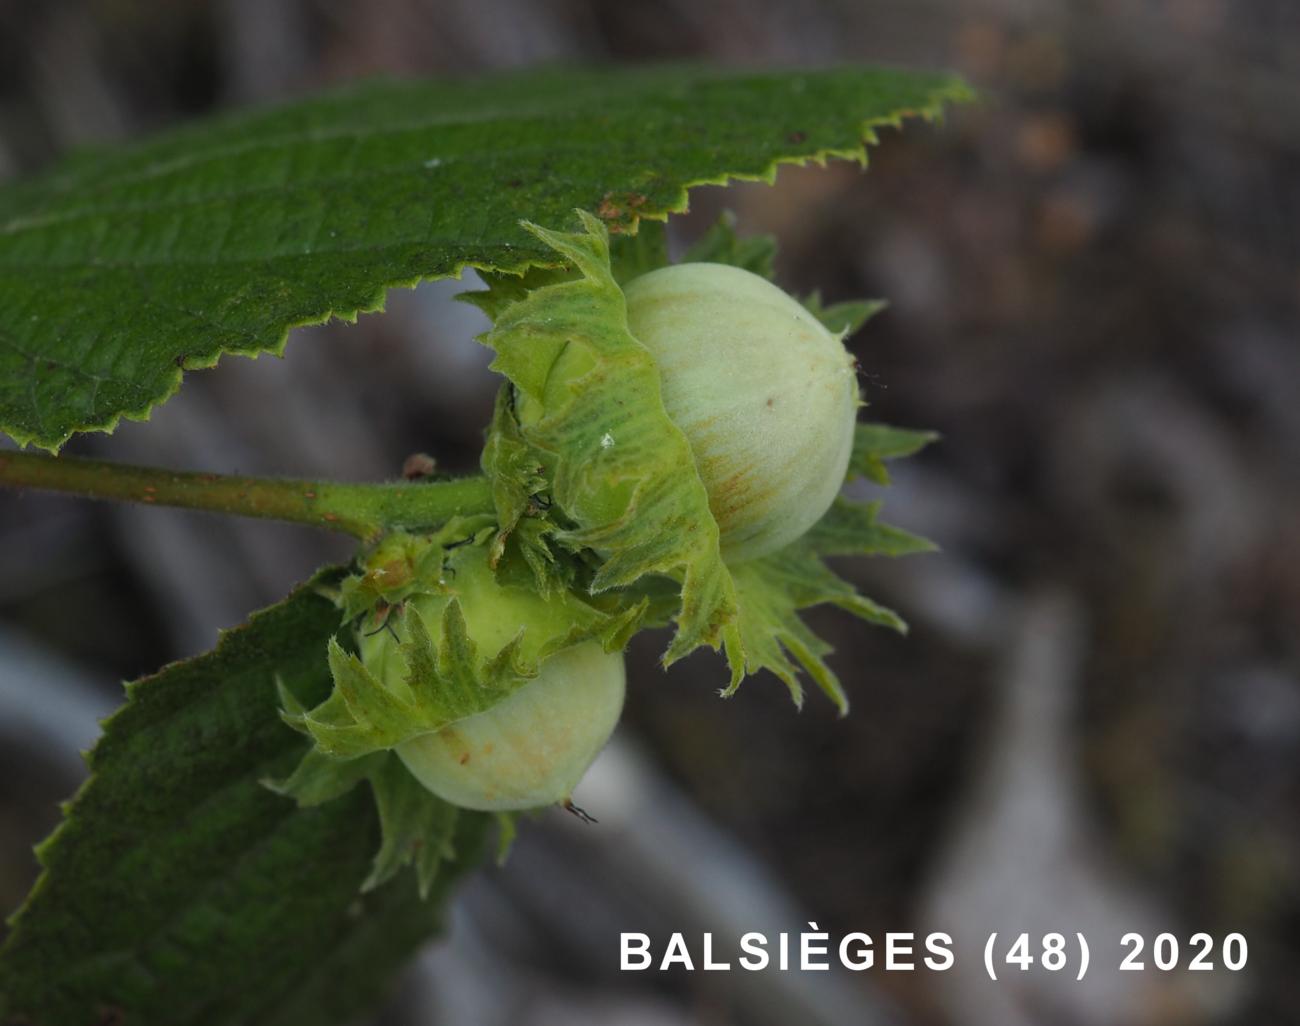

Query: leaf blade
0;569;489;1026
0;66;972;451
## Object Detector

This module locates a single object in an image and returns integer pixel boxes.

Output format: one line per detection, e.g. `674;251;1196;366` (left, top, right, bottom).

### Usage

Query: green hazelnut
622;262;859;562
356;544;625;811
395;640;624;811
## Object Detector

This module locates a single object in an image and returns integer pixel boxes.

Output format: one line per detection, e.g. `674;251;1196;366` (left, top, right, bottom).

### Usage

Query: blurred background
1;1;1298;1024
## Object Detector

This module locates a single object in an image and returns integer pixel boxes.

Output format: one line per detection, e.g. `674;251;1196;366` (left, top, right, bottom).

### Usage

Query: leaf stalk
0;450;493;540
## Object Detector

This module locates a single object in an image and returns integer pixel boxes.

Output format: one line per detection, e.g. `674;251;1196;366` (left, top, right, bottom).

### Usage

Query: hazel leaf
0;569;490;1026
0;65;972;452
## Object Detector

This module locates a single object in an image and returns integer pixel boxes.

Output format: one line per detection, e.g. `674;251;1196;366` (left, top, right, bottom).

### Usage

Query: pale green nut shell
396;640;625;812
357;545;626;812
623;262;859;562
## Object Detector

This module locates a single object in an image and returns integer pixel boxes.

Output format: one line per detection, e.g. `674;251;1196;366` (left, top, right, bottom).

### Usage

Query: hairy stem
0;450;493;540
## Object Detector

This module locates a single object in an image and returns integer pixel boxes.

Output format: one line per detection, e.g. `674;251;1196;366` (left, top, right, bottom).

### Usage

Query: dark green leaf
0;65;971;451
0;570;490;1026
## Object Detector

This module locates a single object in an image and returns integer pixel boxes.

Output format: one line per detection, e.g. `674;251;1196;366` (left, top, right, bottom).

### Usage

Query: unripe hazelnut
621;262;859;562
396;641;623;811
358;545;625;811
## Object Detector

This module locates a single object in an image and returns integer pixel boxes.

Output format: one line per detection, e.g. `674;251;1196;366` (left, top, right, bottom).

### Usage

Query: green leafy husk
476;212;938;709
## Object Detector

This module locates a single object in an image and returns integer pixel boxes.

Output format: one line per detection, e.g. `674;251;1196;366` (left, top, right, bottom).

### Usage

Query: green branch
0;450;493;540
